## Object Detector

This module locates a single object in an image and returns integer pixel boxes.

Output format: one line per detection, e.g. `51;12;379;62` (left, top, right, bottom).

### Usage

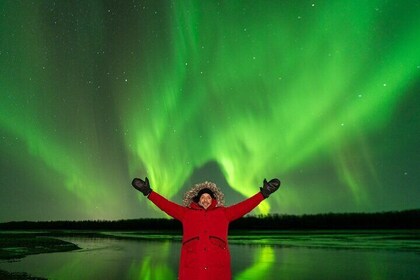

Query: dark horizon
1;209;418;231
1;207;418;224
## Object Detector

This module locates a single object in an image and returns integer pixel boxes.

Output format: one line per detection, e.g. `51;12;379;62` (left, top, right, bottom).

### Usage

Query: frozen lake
0;231;419;279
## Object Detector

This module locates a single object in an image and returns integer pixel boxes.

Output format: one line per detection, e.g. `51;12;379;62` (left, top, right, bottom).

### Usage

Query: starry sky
0;0;419;222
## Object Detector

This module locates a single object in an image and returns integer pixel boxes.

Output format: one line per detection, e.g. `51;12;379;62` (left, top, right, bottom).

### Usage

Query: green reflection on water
128;240;177;280
1;232;419;279
129;256;176;280
234;246;275;280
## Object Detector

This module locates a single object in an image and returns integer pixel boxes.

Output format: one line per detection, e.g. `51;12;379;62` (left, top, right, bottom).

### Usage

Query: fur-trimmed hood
183;181;225;208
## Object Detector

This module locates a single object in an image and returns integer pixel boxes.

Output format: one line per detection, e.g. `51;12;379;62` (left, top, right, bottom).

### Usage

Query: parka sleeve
224;192;265;222
148;191;186;221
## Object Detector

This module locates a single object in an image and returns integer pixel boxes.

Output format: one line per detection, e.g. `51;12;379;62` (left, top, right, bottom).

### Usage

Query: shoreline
0;269;47;280
1;229;419;279
0;233;80;280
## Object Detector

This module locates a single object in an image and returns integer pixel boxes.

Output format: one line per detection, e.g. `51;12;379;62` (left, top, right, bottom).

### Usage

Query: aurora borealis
0;0;419;221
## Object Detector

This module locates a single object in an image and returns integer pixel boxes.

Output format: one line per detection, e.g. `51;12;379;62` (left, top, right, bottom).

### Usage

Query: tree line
0;209;418;231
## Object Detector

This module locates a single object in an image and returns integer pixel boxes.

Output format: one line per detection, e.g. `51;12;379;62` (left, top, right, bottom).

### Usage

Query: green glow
0;2;127;219
129;241;176;280
0;1;419;220
234;246;275;280
130;257;176;280
122;1;420;214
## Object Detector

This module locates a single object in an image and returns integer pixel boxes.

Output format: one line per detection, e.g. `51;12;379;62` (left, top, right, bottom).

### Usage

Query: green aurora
0;0;419;221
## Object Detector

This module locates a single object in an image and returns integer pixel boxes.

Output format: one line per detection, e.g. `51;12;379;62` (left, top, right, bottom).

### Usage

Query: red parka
148;184;265;280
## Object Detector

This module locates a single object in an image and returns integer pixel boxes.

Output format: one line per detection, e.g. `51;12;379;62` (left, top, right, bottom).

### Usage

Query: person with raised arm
131;177;280;280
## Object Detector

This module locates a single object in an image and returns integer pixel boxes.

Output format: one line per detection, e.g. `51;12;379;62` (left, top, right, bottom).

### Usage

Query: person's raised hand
131;177;152;196
260;178;281;198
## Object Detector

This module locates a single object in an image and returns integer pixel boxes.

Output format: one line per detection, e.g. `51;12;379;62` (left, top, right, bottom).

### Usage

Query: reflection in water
129;256;176;280
0;235;419;280
128;241;177;280
234;246;275;280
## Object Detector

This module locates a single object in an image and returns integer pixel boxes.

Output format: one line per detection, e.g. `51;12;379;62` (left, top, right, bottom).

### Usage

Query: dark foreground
0;270;46;280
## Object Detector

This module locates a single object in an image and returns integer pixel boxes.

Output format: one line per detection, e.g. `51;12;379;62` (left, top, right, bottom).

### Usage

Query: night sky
0;1;419;221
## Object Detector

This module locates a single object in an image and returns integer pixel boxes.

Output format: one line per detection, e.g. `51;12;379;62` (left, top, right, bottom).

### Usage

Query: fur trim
183;181;225;207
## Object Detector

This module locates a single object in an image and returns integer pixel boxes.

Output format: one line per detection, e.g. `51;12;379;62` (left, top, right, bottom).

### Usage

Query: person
131;177;280;280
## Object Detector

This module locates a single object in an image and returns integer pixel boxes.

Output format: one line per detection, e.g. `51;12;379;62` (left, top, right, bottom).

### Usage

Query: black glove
260;178;281;198
132;177;152;196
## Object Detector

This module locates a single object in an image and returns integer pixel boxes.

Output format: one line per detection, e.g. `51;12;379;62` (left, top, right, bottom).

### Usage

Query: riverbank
0;269;46;280
0;232;80;279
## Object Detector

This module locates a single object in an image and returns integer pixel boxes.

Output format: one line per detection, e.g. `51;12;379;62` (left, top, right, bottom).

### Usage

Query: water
0;231;419;280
